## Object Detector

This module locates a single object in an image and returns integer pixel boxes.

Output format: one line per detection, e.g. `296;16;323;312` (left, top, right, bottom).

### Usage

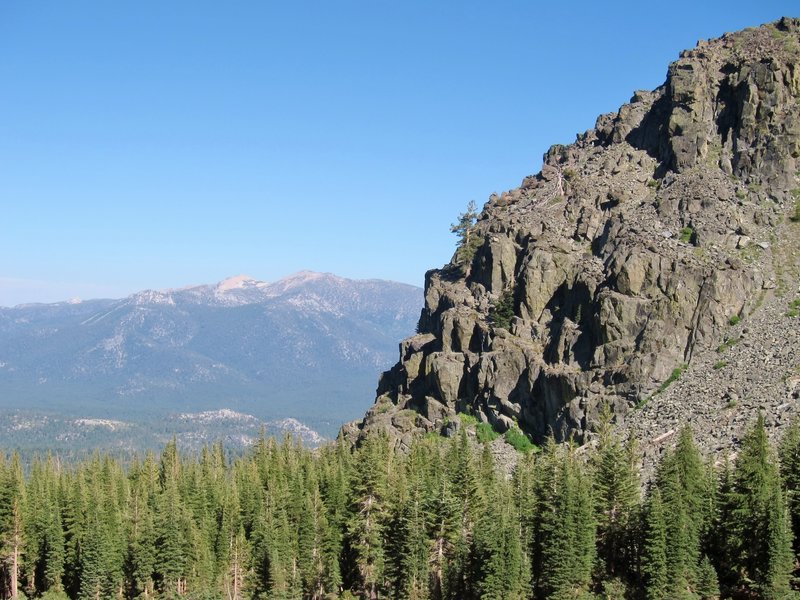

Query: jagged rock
347;19;800;454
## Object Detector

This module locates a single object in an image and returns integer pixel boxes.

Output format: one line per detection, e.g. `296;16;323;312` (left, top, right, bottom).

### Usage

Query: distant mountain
0;408;326;460
0;272;422;439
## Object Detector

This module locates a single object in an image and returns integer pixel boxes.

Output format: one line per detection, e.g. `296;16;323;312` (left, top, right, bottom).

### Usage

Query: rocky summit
348;18;800;458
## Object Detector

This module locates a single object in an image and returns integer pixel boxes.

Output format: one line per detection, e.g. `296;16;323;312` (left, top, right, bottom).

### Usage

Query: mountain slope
349;18;800;455
0;272;421;437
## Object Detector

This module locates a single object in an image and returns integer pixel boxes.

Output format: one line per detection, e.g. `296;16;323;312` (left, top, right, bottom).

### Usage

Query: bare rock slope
348;18;800;456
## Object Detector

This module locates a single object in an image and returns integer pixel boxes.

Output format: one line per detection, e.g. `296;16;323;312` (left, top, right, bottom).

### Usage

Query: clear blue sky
0;1;795;305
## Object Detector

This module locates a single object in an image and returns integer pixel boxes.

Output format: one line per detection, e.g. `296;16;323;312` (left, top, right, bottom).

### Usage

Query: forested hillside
0;415;798;600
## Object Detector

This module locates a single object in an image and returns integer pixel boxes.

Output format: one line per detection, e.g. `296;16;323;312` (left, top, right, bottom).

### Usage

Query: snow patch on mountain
178;408;260;423
269;417;326;445
73;418;129;430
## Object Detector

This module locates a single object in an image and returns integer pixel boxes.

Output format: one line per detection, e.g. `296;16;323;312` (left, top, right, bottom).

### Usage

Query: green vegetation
713;360;728;370
489;288;516;330
451;200;481;267
503;426;537;453
476;421;500;443
637;363;688;409
792;189;800;222
0;419;798;599
728;314;742;326
659;364;687;393
457;412;478;428
562;167;578;182
374;398;393;414
787;298;800;318
717;336;740;353
738;241;763;264
679;226;694;243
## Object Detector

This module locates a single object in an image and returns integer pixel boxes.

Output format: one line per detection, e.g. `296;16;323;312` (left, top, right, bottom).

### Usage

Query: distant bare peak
263;271;340;296
216;274;259;292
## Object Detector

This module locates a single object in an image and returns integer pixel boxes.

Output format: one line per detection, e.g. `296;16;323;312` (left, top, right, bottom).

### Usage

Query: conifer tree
347;435;390;600
450;200;479;266
125;464;157;600
591;413;640;583
708;456;736;591
60;470;88;599
534;439;596;600
77;470;124;600
296;481;335;600
24;456;65;596
650;426;709;597
696;554;720;600
0;453;25;600
779;420;800;555
473;480;529;600
641;488;668;600
443;429;481;599
427;475;460;600
314;446;346;596
248;513;273;600
155;471;192;596
730;415;794;599
217;477;248;600
390;465;431;600
511;451;536;583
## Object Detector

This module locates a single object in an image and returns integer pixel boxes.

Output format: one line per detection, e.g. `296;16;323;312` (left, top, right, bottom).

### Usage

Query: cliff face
350;18;800;451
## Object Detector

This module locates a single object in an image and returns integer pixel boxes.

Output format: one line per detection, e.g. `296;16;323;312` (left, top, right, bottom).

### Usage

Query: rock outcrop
349;18;800;453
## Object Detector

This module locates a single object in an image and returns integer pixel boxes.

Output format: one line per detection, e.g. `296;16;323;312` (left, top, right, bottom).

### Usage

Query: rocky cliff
348;18;800;453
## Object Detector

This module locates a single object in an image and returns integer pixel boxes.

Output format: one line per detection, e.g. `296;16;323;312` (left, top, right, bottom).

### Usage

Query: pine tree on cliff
450;200;479;267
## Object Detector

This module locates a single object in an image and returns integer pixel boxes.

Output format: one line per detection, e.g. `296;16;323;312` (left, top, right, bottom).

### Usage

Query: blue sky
0;1;795;305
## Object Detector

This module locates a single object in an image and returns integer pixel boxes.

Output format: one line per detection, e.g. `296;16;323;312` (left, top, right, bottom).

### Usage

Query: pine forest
0;415;799;600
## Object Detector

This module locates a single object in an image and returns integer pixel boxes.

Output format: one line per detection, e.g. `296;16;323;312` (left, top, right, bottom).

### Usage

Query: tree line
0;414;799;599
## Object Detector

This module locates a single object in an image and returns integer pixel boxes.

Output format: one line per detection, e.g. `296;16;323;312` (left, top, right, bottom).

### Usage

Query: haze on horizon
0;0;794;307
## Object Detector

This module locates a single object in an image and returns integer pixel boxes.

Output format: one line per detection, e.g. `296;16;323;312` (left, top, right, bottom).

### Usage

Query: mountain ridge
4;270;415;308
0;271;422;439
